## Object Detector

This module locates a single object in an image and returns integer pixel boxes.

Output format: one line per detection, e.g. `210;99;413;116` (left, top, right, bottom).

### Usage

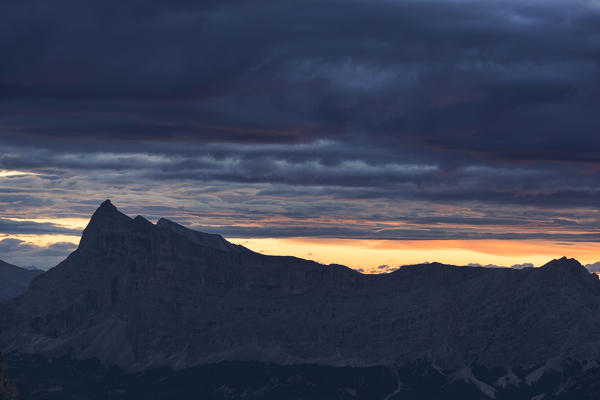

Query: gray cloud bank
1;0;599;266
1;0;600;160
0;239;77;270
0;218;81;235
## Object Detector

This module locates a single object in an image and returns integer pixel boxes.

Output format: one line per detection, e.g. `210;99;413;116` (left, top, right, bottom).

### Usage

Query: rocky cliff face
0;353;18;400
0;261;42;303
2;200;600;374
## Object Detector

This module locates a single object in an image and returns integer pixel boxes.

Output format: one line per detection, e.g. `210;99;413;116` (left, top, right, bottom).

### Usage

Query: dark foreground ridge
7;350;600;399
0;353;18;400
2;200;600;399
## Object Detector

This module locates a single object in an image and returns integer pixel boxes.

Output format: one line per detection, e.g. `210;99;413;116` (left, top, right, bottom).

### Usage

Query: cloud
468;263;504;269
1;0;600;248
0;239;77;269
1;0;599;157
511;263;534;270
373;264;400;274
466;262;535;269
0;217;81;235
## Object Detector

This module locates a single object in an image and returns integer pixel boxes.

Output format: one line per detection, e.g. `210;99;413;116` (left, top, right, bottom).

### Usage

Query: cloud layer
1;0;599;267
0;238;77;269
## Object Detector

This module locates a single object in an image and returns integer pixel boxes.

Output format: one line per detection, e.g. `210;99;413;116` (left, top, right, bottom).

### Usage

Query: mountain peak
89;199;130;223
100;199;114;208
156;217;178;228
79;200;132;248
541;257;584;270
538;256;596;284
133;215;153;226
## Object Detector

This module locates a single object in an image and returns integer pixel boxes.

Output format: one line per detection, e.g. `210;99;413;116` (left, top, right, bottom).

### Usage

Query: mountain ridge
1;200;600;376
0;260;42;303
156;217;253;254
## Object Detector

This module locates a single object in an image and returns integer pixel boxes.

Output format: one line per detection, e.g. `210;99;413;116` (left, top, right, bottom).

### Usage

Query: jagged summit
538;256;597;287
79;200;132;248
542;256;583;269
99;199;115;208
93;199;126;220
156;217;179;226
78;200;250;254
133;215;153;226
88;199;131;224
539;257;592;278
93;201;152;228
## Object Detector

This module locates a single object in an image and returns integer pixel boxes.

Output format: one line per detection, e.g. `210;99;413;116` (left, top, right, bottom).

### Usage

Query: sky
1;0;600;271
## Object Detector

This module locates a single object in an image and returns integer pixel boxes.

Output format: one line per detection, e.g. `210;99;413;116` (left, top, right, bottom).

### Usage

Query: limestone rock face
0;260;42;303
2;200;600;373
0;353;18;400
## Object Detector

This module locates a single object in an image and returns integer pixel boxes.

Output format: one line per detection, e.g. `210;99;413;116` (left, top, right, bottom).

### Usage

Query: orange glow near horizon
2;233;599;273
0;234;80;247
229;237;600;273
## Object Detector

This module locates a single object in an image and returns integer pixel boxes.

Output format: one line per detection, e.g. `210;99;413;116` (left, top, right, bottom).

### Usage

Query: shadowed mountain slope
0;260;42;303
1;200;600;375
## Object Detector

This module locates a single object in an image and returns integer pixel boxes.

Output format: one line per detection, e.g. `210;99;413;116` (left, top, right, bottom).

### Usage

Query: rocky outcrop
2;200;600;374
0;260;42;303
0;353;18;400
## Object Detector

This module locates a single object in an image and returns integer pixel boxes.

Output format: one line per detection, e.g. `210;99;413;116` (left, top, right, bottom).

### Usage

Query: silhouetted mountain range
2;200;600;399
0;260;42;303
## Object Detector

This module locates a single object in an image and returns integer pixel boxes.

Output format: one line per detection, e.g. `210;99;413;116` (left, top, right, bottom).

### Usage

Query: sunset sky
1;0;600;271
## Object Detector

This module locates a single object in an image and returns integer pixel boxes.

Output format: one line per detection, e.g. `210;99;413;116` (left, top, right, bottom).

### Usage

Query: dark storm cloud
0;217;81;235
1;0;600;155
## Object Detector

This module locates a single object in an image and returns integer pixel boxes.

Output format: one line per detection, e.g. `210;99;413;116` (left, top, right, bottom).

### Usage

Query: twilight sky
1;0;600;271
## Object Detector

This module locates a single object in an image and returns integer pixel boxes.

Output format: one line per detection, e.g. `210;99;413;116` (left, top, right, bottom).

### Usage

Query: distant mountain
3;200;600;399
0;260;42;303
586;262;600;273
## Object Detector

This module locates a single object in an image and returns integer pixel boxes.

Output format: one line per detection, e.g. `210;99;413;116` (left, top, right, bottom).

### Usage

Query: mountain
3;200;600;398
0;260;42;303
